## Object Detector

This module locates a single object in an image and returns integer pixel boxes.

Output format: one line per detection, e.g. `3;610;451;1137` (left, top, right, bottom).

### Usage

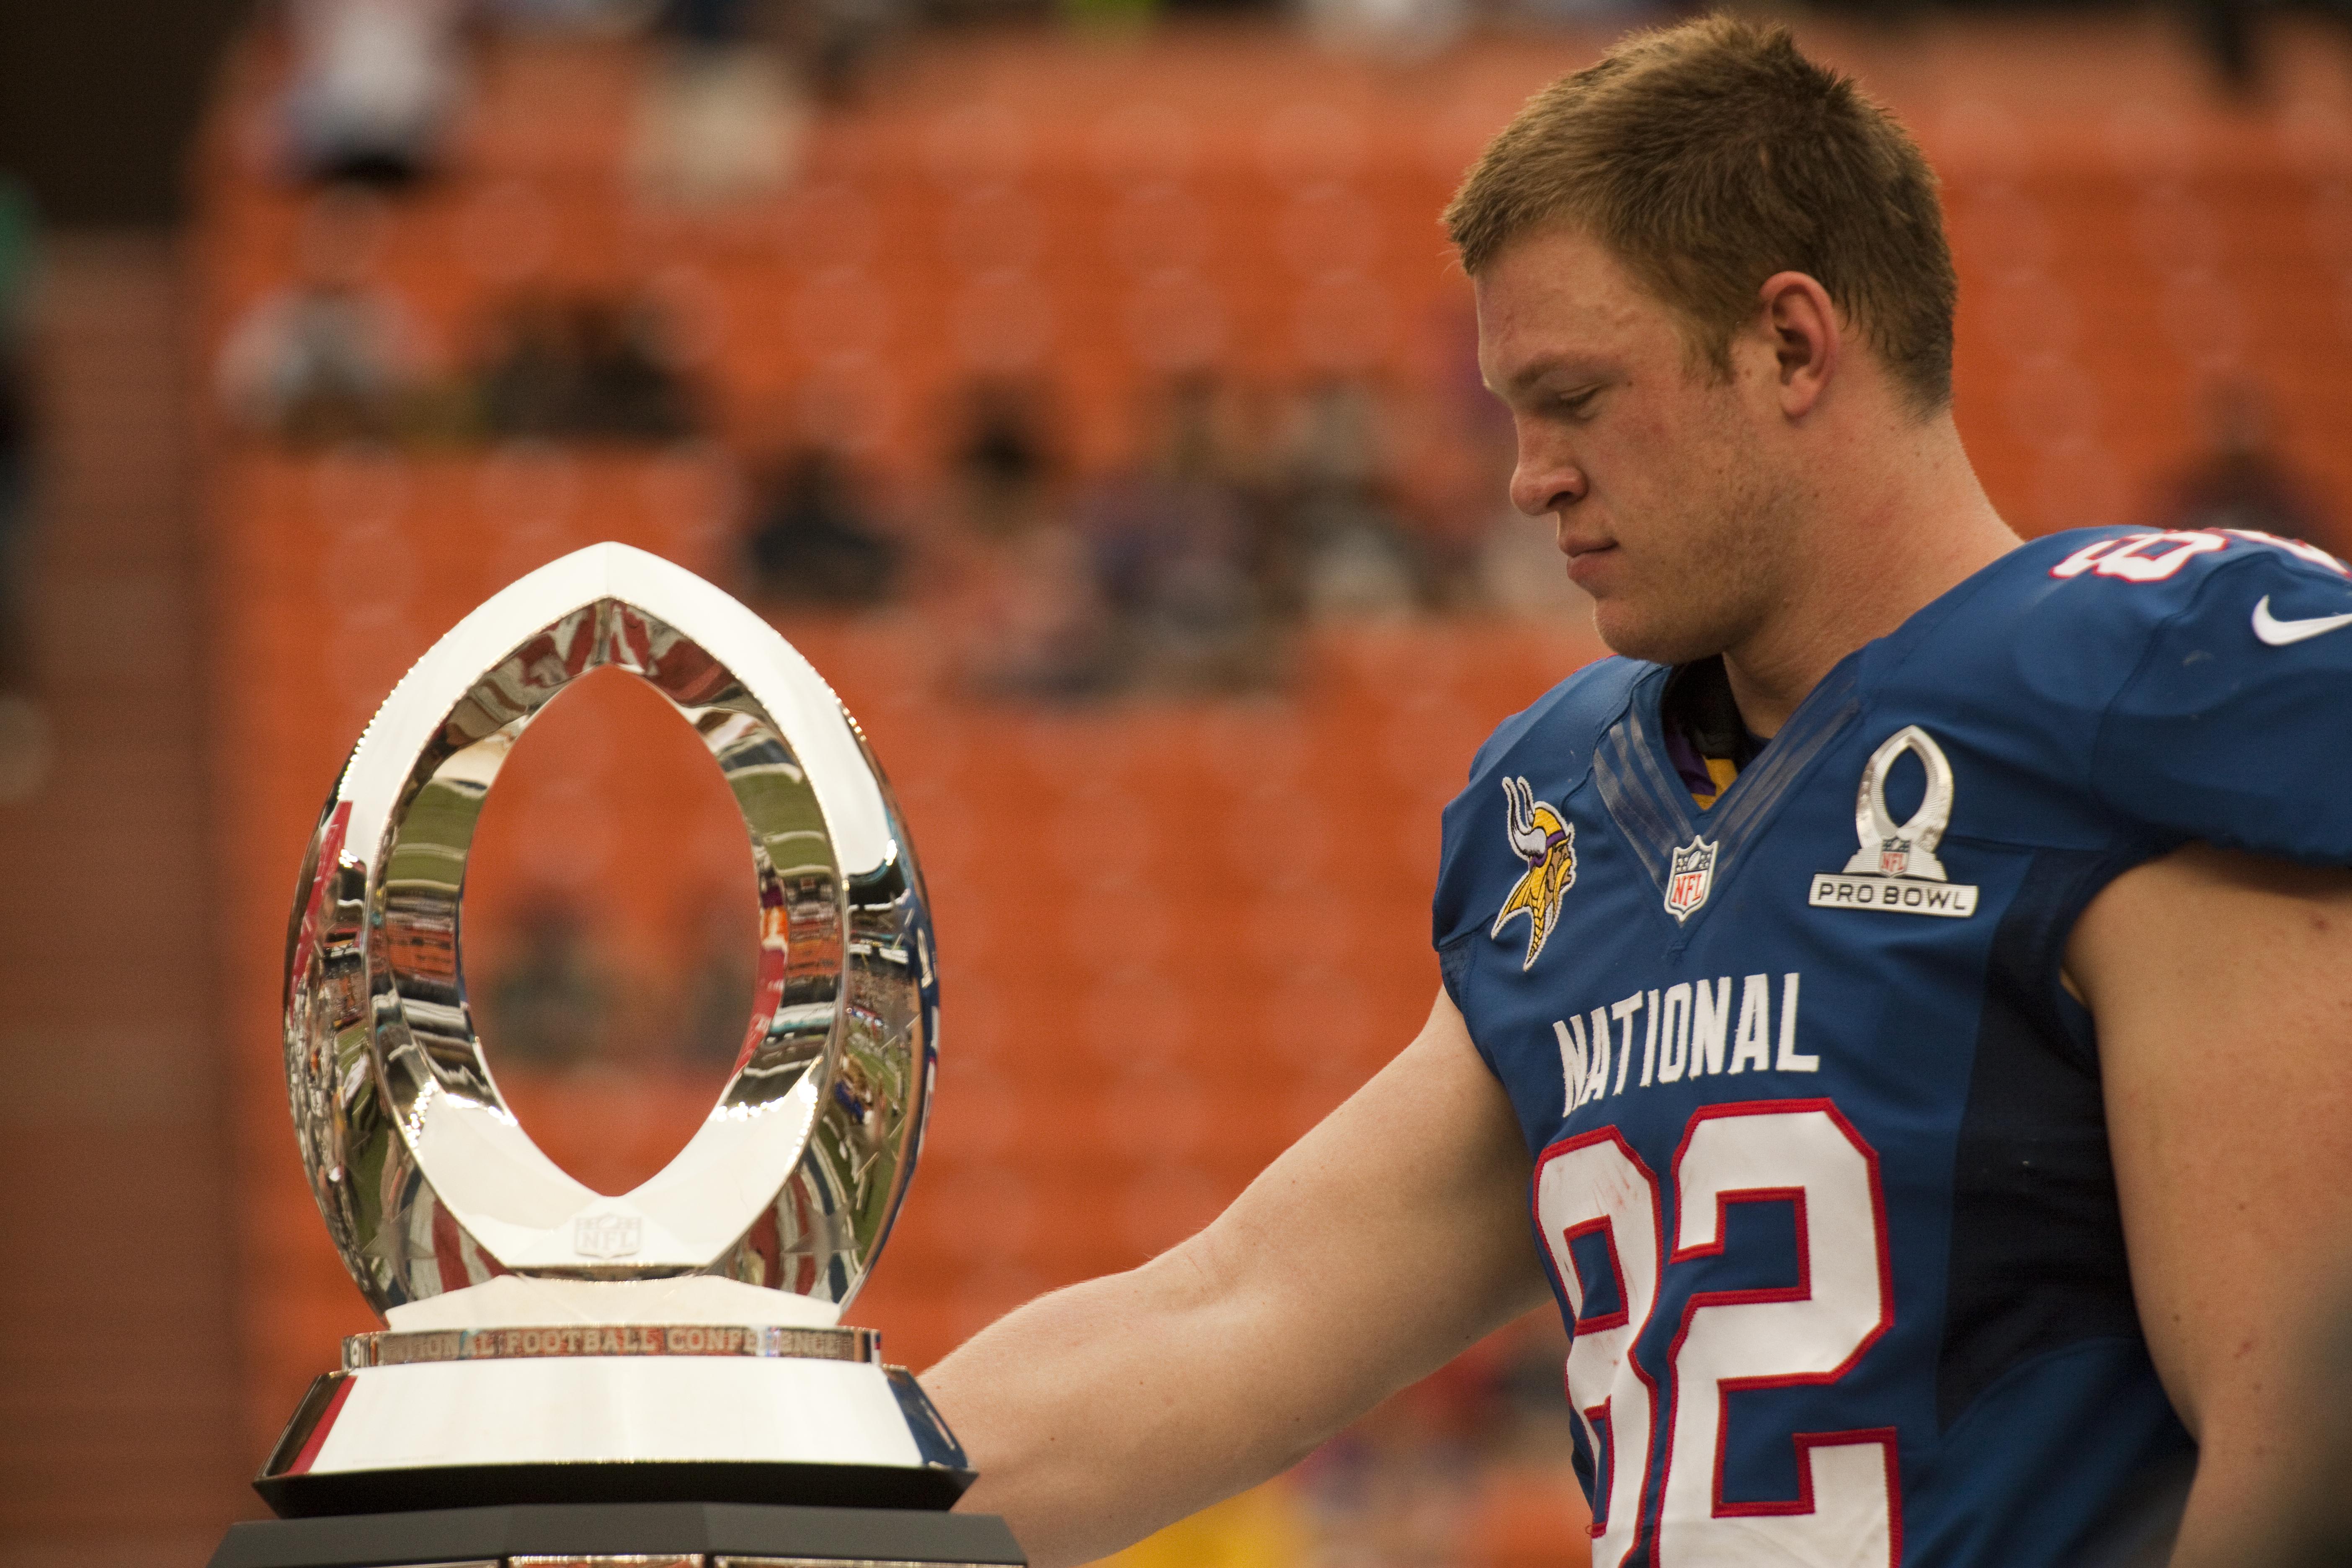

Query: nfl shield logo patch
1879;838;1912;876
1666;836;1719;923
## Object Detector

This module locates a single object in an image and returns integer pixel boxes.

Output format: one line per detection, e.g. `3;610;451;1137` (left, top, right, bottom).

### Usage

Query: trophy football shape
214;544;1017;1568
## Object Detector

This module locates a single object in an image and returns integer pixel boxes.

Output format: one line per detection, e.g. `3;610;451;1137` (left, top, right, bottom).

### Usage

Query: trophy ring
258;542;962;1516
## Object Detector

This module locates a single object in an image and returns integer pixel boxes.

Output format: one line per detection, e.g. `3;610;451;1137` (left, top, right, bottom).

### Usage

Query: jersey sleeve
2090;537;2352;866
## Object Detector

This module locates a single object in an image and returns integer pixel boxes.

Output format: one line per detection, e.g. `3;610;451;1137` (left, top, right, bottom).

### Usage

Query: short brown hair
1444;15;1957;414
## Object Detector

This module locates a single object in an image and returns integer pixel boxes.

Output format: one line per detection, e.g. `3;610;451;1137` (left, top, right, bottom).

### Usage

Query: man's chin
1589;603;1727;668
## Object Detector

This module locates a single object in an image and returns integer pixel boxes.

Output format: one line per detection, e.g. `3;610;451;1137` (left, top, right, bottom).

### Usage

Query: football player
923;17;2352;1566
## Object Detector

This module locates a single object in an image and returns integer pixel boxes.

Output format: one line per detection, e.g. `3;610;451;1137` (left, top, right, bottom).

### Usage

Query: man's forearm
919;994;1547;1567
923;1240;1336;1568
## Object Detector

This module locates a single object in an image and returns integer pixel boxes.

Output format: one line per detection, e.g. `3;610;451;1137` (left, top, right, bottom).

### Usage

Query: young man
923;18;2352;1566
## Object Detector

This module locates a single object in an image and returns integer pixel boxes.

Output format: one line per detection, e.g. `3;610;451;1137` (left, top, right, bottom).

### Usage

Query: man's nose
1509;442;1585;518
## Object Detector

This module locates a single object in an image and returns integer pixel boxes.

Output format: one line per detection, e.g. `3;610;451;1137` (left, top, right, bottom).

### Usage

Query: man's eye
1558;389;1599;417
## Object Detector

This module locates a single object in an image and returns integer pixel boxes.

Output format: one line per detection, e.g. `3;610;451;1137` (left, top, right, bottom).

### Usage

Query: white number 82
1537;1101;1898;1568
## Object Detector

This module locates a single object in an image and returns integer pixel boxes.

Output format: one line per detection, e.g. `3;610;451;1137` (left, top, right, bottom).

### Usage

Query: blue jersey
1433;526;2352;1568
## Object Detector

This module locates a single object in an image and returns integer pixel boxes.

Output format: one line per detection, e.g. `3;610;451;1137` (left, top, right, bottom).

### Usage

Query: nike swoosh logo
2253;596;2352;645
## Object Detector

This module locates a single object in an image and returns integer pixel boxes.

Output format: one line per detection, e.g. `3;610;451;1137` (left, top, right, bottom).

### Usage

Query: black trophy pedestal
207;1500;1027;1568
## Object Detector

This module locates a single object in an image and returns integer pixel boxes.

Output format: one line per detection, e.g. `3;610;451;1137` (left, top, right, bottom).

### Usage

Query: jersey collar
1592;658;1861;926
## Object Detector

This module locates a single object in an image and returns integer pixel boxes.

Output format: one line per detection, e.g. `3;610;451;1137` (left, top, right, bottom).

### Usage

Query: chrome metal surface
259;1356;961;1489
284;543;939;1315
884;1366;972;1472
343;1323;879;1368
1843;723;1956;879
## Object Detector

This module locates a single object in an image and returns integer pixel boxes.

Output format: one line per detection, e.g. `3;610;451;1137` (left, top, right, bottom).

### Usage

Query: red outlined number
2048;526;2350;583
1660;1102;1897;1565
1534;1103;1897;1568
1535;1129;1663;1568
2048;530;2227;581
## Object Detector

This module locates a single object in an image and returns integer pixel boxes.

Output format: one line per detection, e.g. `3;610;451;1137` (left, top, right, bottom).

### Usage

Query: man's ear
1756;270;1840;419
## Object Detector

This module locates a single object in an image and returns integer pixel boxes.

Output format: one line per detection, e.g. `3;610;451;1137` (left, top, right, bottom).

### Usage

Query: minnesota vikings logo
1492;776;1576;970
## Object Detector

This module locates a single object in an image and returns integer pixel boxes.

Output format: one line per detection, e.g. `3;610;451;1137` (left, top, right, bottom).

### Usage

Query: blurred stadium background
3;0;2349;1563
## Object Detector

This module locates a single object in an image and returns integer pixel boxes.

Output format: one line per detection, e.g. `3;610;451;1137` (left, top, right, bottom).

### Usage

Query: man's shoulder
1891;525;2352;864
1944;525;2351;649
1431;655;1652;945
1457;654;1652;799
1881;525;2352;726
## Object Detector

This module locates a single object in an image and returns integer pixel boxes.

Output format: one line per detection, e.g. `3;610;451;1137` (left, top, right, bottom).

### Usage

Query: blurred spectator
474;294;575;438
1275;380;1428;621
575;299;702;439
217;285;425;442
0;175;47;806
629;0;812;208
478;899;611;1068
959;380;1056;540
283;0;467;186
1080;375;1279;693
0;178;34;690
487;0;661;27
969;526;1121;699
745;447;900;606
2152;381;2334;551
666;0;759;44
1298;0;1466;62
216;193;429;442
1489;0;1659;31
2187;0;2263;95
794;0;905;101
952;382;1122;700
475;294;704;442
1062;0;1161;34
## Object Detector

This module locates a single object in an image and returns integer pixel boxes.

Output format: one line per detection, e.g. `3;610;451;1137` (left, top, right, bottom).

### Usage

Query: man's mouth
1563;539;1616;585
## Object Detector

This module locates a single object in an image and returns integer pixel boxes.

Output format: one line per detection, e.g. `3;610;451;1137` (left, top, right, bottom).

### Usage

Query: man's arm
921;988;1552;1568
2068;843;2352;1566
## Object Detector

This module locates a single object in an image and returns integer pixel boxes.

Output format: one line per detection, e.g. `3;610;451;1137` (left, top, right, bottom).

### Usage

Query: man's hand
2069;843;2352;1566
920;988;1550;1568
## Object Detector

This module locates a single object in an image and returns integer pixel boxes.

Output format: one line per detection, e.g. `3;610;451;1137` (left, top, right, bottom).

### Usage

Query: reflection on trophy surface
215;543;1018;1568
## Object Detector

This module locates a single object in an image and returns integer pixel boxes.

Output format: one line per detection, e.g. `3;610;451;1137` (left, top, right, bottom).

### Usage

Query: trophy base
256;1457;973;1519
256;1336;974;1521
208;1499;1024;1568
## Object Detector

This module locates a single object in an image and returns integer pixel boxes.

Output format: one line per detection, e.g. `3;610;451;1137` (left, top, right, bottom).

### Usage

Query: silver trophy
256;543;968;1523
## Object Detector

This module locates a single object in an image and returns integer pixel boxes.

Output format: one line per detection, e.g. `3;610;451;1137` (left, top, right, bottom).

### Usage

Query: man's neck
1722;416;2018;738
